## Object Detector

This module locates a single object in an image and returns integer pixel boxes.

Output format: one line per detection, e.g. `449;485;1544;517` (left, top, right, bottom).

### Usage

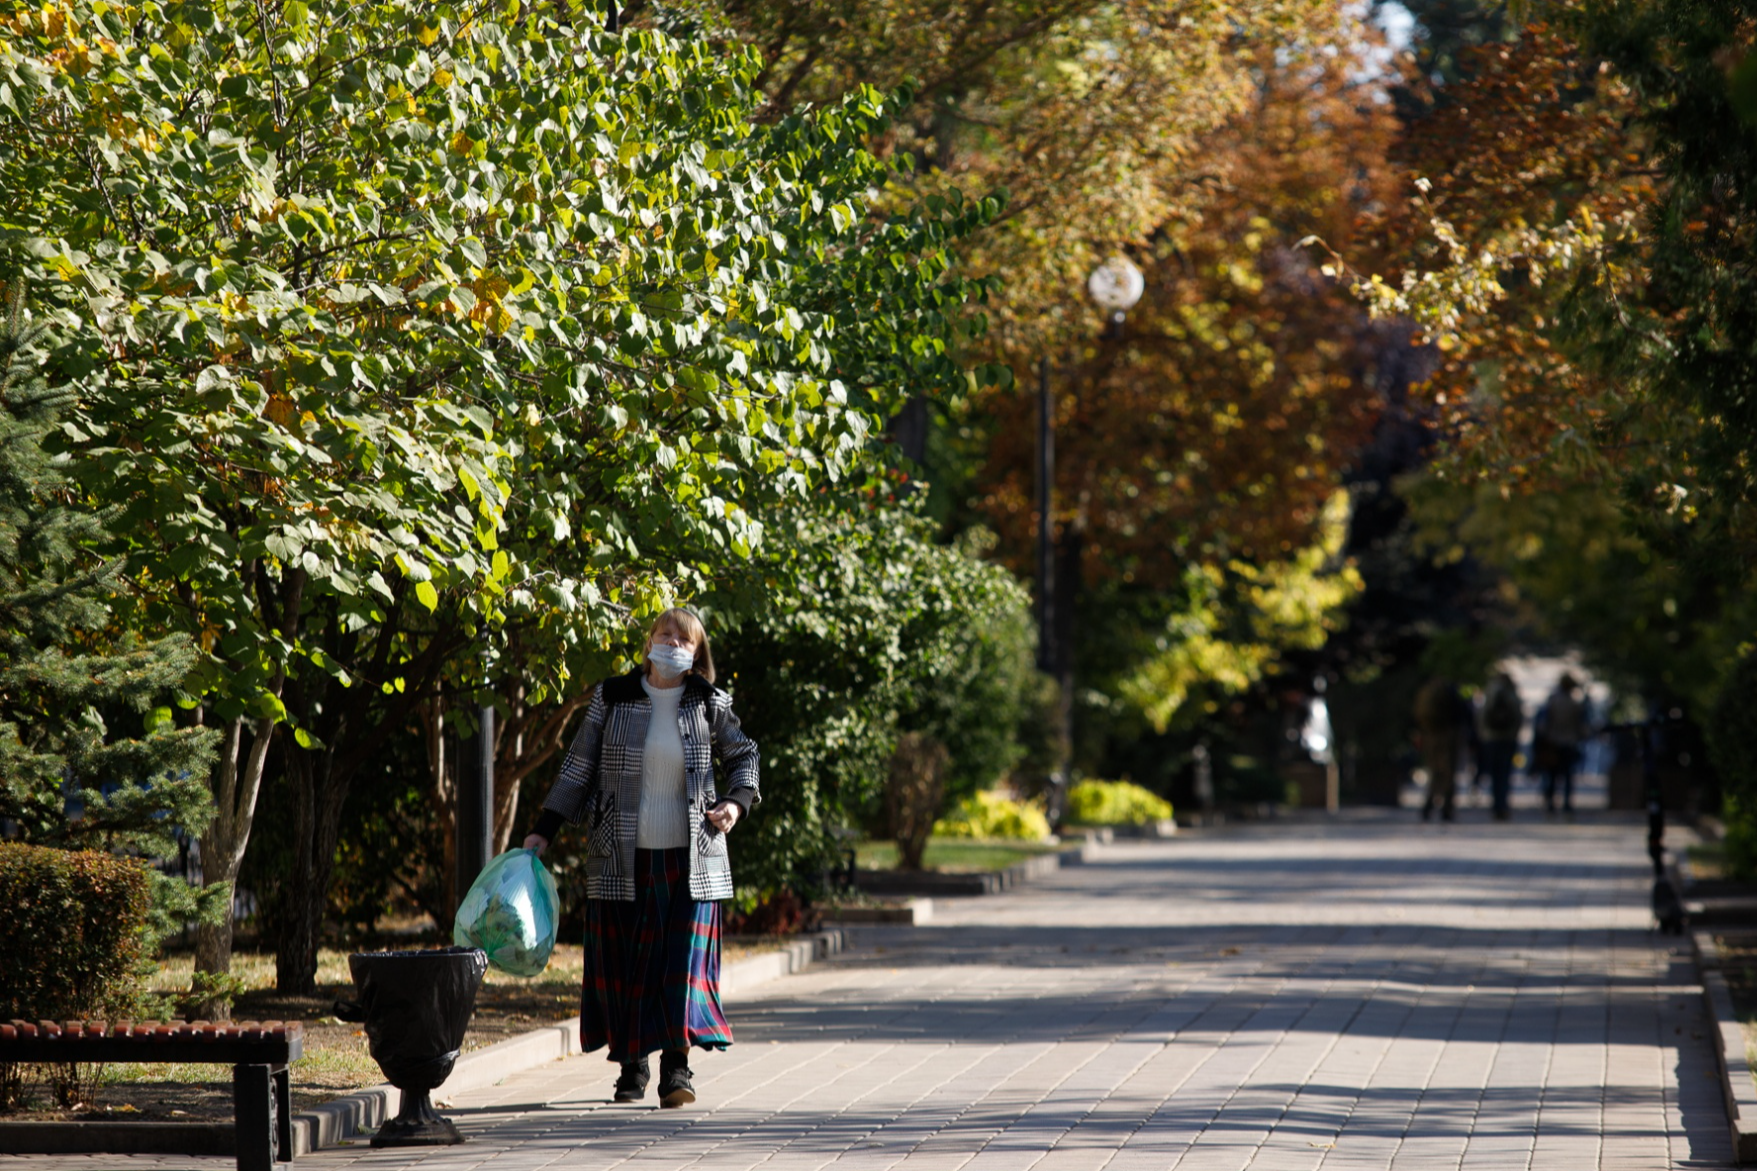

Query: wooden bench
0;1019;303;1171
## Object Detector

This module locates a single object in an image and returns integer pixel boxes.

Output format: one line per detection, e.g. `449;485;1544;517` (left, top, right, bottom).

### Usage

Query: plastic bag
452;848;559;977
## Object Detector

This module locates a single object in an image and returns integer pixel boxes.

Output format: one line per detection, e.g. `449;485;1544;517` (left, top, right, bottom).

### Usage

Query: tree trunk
491;689;523;855
193;915;234;976
193;715;275;1016
888;732;949;871
420;696;462;928
190;912;237;1021
490;678;591;853
275;743;349;995
887;395;930;468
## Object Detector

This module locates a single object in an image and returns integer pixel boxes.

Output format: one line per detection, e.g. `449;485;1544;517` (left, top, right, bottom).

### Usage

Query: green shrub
1065;779;1174;826
933;791;1051;841
711;507;1037;893
1711;650;1757;807
1722;797;1757;883
1710;651;1757;881
0;843;153;1021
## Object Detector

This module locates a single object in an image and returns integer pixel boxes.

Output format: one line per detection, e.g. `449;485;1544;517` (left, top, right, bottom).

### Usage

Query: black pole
477;685;494;854
1644;709;1665;876
1038;352;1071;828
1036;354;1054;674
455;664;494;904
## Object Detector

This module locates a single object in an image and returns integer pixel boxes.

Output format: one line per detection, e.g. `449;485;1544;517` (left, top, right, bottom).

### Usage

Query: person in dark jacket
1534;673;1586;814
1477;671;1523;822
1414;675;1467;821
524;607;759;1108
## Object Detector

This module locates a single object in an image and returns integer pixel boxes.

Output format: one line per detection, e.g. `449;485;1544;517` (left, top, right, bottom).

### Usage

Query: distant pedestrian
1460;692;1483;803
523;608;760;1108
1534;674;1586;814
1414;675;1468;821
1477;671;1523;821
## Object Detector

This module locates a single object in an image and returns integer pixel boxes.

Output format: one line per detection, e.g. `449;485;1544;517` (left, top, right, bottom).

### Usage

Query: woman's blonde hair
643;607;715;683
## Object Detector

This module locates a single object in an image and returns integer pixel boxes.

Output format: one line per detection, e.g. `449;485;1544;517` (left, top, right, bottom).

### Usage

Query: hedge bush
0;843;153;1021
933;791;1051;841
1710;650;1757;881
1065;780;1174;827
1710;650;1757;806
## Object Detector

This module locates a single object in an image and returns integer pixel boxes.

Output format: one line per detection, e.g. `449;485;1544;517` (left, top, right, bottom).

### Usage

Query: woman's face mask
647;643;696;679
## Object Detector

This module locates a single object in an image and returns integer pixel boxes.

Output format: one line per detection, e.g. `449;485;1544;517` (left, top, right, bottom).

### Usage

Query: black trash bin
343;946;488;1146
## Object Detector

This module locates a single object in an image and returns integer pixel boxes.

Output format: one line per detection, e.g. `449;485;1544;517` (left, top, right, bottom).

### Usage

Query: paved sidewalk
6;813;1733;1170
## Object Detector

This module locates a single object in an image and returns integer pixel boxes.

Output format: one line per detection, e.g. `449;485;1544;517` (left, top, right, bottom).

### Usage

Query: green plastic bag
452;848;559;977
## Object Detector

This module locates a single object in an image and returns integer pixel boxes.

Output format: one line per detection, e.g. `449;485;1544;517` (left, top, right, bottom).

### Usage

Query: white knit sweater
636;676;688;848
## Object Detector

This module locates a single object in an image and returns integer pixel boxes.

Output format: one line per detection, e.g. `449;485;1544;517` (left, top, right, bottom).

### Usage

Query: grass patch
99;945;601;1099
1689;842;1727;882
146;938;777;1000
856;836;1060;873
96;1048;381;1098
144;945;598;999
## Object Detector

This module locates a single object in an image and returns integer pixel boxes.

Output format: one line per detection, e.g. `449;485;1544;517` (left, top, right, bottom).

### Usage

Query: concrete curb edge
291;926;845;1153
0;929;847;1159
1694;928;1757;1163
290;926;846;1154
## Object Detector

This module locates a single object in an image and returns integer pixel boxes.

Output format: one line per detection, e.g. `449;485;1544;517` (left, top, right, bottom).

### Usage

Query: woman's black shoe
613;1057;650;1102
658;1051;695;1108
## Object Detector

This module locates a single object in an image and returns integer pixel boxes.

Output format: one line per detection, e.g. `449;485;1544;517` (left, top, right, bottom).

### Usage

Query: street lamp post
1038;256;1144;824
1036;354;1055;675
455;652;494;906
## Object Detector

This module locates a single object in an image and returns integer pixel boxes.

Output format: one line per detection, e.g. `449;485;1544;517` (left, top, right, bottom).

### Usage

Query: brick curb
0;929;847;1159
1694;927;1757;1163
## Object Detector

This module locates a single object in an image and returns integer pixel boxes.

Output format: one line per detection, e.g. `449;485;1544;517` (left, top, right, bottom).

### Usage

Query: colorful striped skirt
580;846;732;1061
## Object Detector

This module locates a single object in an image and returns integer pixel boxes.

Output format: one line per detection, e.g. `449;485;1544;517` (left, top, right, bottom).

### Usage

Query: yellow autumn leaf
468;274;513;334
264;393;297;429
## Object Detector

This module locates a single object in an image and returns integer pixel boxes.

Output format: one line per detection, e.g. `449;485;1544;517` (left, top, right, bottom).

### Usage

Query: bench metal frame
0;1026;302;1171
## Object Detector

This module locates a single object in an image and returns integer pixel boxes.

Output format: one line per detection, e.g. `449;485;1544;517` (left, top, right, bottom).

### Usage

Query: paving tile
1;799;1734;1171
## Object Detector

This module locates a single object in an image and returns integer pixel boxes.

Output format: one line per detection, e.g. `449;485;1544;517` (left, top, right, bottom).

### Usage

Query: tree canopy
1;0;999;987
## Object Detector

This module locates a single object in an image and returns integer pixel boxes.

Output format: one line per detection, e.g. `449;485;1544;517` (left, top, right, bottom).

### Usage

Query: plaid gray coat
538;670;760;902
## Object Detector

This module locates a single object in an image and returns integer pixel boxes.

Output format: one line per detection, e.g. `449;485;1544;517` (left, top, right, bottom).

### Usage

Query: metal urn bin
344;946;488;1146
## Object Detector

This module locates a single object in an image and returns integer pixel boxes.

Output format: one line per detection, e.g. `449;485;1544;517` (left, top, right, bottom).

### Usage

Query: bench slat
0;1019;303;1065
0;1037;302;1064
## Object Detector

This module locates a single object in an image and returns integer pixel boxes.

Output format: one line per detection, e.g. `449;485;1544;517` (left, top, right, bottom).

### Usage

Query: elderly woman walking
523;607;759;1108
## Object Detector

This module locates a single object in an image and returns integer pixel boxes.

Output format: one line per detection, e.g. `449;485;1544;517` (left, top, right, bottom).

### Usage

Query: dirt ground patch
1;938;783;1123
